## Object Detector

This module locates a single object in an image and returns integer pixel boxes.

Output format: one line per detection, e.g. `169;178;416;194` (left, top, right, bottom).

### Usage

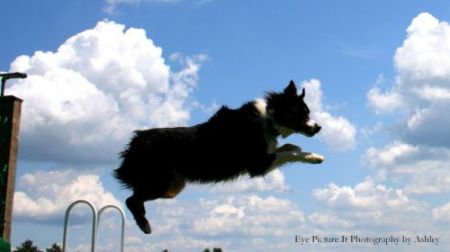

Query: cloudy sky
2;1;450;251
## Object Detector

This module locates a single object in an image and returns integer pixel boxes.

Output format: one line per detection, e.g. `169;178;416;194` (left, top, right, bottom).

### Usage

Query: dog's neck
253;98;294;138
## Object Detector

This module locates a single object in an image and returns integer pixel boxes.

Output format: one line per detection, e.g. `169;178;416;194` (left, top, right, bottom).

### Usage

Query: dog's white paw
304;153;324;164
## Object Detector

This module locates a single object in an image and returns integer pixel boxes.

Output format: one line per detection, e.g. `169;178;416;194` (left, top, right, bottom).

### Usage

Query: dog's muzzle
302;119;321;137
312;124;321;134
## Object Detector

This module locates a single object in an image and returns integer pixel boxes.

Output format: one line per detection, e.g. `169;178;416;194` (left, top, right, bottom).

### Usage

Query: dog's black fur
114;80;323;234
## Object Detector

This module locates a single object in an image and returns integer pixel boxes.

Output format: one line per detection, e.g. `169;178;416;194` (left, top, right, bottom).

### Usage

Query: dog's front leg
295;151;325;164
270;143;324;170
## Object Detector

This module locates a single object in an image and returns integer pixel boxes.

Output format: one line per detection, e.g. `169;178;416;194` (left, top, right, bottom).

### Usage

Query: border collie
114;80;324;234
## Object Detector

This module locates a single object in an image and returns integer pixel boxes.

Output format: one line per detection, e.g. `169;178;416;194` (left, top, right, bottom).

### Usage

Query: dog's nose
315;124;321;133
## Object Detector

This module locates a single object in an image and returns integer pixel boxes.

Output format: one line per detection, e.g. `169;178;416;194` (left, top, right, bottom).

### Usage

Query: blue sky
2;1;450;251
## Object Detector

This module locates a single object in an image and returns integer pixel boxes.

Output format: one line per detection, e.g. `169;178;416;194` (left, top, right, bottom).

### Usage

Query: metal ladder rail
97;205;126;252
62;200;98;252
62;200;126;252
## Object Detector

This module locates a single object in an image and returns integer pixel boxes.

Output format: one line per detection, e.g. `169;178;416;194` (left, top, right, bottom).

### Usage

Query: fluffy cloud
364;142;450;194
367;12;450;147
352;16;450;234
432;202;450;223
212;170;289;193
192;195;304;236
312;178;427;230
366;87;404;113
364;141;419;169
402;101;450;147
122;194;306;252
314;178;418;210
395;13;450;82
307;212;354;229
369;12;450;109
13;170;121;223
7;21;205;164
319;14;450;248
364;13;450;196
302;79;356;151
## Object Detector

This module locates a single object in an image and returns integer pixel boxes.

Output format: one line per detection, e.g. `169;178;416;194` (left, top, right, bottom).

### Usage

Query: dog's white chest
253;98;278;153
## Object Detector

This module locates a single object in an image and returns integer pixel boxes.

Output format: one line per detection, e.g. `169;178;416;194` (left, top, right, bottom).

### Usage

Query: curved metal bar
62;199;97;252
97;205;126;252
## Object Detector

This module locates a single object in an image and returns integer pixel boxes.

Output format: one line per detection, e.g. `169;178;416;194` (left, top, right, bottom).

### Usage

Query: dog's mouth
275;120;321;138
296;123;321;137
299;130;319;137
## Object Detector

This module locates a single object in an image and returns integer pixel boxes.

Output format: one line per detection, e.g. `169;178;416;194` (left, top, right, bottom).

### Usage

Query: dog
114;80;324;234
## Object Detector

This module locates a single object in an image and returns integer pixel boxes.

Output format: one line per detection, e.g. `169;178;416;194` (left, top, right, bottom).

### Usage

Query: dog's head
267;80;321;138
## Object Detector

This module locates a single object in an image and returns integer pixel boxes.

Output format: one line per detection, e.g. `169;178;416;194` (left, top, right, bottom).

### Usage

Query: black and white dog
114;80;324;234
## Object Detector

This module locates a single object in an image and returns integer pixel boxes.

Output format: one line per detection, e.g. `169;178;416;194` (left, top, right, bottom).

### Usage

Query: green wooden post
0;95;22;248
0;237;10;252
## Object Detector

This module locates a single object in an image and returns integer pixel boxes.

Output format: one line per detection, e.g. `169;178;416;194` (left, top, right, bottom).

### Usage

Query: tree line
15;239;223;252
13;239;61;252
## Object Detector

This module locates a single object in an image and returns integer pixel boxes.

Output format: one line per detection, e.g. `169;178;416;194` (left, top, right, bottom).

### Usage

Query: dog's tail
113;160;134;189
113;130;148;189
113;132;141;189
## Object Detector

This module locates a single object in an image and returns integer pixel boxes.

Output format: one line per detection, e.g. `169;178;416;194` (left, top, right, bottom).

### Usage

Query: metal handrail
97;205;126;252
62;200;98;252
62;200;126;252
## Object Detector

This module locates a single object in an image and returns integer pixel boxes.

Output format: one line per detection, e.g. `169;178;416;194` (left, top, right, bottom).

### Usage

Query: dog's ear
284;80;297;96
300;87;305;99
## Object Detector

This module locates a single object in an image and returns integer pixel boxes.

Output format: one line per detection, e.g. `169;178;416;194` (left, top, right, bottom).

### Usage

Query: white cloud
193;200;246;235
302;79;356;151
364;13;450;199
364;141;419;169
312;177;427;230
314;178;410;210
364;142;450;194
307;212;354;229
432;202;450;223
212;170;289;193
119;194;306;252
7;21;205;164
367;12;450;147
396;13;450;82
402;101;450;147
393;12;450;102
13;170;121;223
170;195;303;248
367;87;404;114
347;26;450;252
158;194;305;237
112;169;295;251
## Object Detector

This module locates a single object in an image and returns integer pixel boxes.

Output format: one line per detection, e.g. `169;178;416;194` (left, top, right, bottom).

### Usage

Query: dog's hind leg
126;172;175;234
126;195;151;234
